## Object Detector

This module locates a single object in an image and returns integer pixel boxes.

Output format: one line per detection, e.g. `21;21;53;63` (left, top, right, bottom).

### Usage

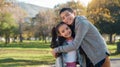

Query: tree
0;0;6;10
106;0;120;35
87;0;120;43
11;26;19;42
0;0;27;43
0;12;17;44
22;22;34;40
7;1;27;42
33;9;56;43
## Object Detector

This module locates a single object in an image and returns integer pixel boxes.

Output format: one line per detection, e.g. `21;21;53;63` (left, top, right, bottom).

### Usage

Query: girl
50;22;83;67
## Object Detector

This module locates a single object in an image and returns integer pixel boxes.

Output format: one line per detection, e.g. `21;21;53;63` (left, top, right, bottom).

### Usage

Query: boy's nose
64;17;68;23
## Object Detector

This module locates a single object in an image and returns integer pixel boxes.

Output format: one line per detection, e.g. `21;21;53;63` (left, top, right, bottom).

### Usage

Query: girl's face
58;24;72;38
60;10;75;25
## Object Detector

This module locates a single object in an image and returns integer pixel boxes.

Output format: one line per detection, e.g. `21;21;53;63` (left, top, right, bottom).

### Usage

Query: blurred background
0;0;120;67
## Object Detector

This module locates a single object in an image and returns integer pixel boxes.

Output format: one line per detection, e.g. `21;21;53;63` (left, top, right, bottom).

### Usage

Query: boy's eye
62;17;65;20
61;13;70;20
66;13;70;16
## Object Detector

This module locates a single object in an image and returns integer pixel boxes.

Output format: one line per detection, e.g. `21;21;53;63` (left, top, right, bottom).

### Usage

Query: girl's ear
58;33;62;37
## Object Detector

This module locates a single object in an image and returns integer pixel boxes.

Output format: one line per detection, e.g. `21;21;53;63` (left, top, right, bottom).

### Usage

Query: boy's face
60;10;75;25
58;24;72;38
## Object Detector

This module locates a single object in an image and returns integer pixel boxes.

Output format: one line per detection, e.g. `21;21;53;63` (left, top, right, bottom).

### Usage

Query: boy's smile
60;10;75;25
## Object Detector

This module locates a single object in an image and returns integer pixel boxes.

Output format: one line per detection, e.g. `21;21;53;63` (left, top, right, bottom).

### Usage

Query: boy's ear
73;10;76;15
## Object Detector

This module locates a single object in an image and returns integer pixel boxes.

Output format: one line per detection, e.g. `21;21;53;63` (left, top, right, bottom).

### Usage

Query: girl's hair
59;7;74;15
55;22;66;35
50;22;66;48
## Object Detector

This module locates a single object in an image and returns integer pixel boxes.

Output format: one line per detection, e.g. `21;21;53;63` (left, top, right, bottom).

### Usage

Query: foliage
33;9;56;41
0;12;18;44
0;0;28;43
87;0;120;43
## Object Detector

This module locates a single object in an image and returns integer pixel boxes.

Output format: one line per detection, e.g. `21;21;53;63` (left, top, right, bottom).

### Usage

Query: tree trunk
113;35;116;43
5;36;8;44
42;35;47;43
5;34;10;44
13;36;17;42
19;22;23;42
19;34;23;42
109;34;113;44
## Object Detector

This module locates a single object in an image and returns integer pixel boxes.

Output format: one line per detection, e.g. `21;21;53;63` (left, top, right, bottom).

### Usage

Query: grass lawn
0;41;120;67
0;41;55;67
107;43;120;58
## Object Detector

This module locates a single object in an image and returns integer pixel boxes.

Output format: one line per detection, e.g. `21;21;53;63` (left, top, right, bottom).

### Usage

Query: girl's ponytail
50;22;66;48
50;27;59;48
50;23;66;57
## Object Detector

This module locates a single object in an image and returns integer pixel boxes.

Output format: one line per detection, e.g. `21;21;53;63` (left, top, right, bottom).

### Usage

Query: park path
110;58;120;67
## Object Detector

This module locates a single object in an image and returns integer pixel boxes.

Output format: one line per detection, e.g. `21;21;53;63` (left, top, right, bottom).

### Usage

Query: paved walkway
110;58;120;67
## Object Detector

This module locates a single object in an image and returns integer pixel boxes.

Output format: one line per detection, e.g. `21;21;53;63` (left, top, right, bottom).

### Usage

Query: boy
51;8;110;67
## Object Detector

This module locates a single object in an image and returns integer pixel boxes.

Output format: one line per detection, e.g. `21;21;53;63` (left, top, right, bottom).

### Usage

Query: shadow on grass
0;58;53;67
0;42;50;48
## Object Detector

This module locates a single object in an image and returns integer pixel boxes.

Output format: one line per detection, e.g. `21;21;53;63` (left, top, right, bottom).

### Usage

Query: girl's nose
65;30;68;34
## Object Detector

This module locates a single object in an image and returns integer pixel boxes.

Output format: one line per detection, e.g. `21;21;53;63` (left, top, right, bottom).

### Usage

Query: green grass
0;41;50;48
0;41;55;67
0;49;54;67
107;43;120;58
0;41;120;67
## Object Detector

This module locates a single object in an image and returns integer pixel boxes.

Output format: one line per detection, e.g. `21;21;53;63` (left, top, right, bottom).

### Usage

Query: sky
17;0;91;8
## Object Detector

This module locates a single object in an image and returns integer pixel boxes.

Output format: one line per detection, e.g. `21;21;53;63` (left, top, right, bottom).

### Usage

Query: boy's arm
54;16;90;53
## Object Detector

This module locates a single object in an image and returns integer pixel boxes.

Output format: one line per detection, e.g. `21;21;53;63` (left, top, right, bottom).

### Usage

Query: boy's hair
59;7;74;15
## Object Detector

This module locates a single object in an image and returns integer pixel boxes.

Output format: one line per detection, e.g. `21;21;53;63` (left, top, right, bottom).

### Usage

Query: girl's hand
51;49;57;58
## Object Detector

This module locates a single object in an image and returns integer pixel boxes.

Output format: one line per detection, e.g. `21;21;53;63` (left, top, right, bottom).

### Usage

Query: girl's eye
61;30;65;33
66;27;70;30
